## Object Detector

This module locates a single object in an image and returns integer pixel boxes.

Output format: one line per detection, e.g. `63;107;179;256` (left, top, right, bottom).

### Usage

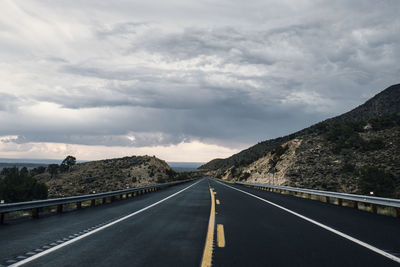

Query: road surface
1;178;399;266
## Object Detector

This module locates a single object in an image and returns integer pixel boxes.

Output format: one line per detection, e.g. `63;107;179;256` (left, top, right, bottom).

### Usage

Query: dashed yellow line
201;187;216;267
216;199;220;205
217;224;225;247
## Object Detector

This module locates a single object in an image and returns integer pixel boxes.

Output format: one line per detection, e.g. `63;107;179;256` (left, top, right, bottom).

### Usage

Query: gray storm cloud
0;0;399;150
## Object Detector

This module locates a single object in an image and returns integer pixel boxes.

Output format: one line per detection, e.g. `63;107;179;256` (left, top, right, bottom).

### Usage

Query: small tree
48;164;59;178
30;166;46;176
60;155;76;172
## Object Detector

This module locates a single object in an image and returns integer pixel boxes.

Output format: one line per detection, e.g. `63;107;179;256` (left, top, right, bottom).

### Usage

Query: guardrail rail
0;179;195;224
236;181;400;218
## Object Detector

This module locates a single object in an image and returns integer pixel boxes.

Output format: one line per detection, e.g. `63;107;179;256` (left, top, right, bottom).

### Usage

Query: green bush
174;172;191;181
165;168;176;179
358;166;395;197
0;167;48;203
47;164;59;178
362;138;385;151
30;166;46;176
325;121;366;153
156;176;166;183
325;121;387;153
342;163;356;173
239;172;251;181
271;144;289;158
269;144;289;171
369;114;400;131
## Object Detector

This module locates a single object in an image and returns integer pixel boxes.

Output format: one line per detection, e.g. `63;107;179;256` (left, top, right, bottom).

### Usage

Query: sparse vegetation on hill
34;155;187;198
358;166;396;197
323;120;388;153
268;144;289;172
200;84;400;198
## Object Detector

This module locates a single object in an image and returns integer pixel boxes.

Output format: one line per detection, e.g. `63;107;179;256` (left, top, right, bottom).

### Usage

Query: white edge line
10;179;203;267
214;180;400;264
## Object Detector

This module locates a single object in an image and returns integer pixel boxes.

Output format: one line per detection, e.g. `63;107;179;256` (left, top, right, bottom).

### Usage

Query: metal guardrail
236;182;400;216
0;179;195;224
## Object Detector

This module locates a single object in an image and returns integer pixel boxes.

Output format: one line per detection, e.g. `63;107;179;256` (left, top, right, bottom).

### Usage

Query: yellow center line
201;186;216;267
217;224;226;248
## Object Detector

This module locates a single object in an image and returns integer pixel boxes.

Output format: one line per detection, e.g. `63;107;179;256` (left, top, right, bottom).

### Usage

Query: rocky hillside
35;155;177;198
199;84;400;198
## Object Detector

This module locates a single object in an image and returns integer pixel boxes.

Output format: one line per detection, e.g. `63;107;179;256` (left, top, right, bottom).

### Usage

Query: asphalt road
1;179;210;267
210;179;400;267
1;178;400;266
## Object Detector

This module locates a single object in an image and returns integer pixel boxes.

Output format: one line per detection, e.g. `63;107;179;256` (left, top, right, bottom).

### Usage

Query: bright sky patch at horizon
0;0;399;162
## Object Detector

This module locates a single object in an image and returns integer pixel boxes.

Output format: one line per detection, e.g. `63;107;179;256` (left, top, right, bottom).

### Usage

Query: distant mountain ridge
0;158;60;165
199;84;400;172
332;84;400;122
0;162;48;170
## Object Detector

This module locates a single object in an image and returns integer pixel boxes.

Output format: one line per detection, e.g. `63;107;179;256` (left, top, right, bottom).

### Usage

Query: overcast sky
0;0;399;162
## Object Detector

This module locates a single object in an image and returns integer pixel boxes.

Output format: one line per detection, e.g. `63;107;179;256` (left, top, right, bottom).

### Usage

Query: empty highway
1;178;400;266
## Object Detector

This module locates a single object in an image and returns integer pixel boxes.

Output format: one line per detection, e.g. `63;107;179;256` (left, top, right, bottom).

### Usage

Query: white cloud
0;140;240;162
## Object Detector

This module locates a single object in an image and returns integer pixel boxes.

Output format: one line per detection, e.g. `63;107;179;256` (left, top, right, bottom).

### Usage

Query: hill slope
199;84;400;197
35;155;176;198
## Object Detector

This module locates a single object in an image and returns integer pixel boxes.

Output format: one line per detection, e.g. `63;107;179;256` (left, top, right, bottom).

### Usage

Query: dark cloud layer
0;0;399;151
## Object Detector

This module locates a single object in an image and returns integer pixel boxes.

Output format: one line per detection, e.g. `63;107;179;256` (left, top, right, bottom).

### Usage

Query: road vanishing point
1;178;400;266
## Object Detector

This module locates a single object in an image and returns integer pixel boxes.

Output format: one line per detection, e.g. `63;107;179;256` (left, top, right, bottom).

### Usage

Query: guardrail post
371;204;377;214
325;196;330;204
353;201;359;209
0;213;4;224
111;196;115;202
76;202;82;210
91;199;96;207
102;197;107;204
32;208;39;219
57;204;63;213
337;198;342;206
396;208;400;218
